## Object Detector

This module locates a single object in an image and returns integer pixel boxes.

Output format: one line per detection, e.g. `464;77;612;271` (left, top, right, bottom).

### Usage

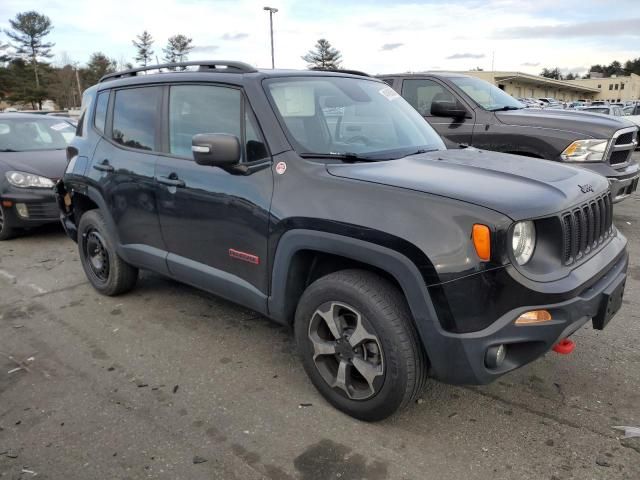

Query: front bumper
580;160;639;203
0;187;60;227
424;235;628;385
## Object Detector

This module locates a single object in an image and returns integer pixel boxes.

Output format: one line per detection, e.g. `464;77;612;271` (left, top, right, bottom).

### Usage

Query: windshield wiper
299;152;378;162
0;148;18;152
489;106;522;112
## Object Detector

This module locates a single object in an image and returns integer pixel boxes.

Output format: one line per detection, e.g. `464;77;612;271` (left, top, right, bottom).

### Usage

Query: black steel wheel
78;210;138;296
84;229;110;282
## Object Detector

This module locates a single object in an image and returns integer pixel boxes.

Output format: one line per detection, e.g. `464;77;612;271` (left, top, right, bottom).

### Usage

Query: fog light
15;203;28;218
515;310;552;325
485;344;506;369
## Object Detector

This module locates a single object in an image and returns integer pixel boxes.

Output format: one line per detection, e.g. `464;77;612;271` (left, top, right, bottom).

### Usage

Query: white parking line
0;269;17;284
0;268;48;294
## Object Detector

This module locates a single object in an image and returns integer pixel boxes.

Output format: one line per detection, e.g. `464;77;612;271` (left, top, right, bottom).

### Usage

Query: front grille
610;150;631;165
25;201;59;220
561;192;613;265
606;128;637;167
615;132;634;146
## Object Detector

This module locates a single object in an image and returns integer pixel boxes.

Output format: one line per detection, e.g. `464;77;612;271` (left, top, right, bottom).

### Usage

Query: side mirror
192;133;241;167
431;100;469;118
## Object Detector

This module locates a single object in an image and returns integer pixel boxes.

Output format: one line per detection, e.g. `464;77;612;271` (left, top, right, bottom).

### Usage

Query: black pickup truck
379;73;639;202
57;63;628;420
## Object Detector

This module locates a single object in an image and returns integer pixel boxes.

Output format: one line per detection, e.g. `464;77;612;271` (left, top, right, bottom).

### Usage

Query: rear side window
112;87;161;151
94;91;109;134
168;85;241;158
77;88;97;137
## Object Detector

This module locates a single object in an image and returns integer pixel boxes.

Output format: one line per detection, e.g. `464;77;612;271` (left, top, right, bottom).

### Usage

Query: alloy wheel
308;301;384;400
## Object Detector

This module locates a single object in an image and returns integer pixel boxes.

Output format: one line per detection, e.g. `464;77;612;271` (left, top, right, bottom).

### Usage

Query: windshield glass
449;76;523;111
264;76;445;159
0;117;74;152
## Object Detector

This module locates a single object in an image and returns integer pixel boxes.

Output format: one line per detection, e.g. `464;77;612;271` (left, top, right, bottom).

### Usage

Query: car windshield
449;76;523;111
264;76;445;160
584;107;609;114
0;117;74;152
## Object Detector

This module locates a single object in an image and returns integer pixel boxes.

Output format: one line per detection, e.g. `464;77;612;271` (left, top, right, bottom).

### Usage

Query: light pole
263;6;278;69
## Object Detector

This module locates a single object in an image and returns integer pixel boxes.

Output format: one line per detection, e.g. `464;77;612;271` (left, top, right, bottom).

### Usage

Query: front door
154;84;273;308
401;78;474;148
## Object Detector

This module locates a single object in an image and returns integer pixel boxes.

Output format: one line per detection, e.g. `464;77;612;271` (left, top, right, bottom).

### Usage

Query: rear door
89;86;168;272
400;77;474;148
154;83;273;309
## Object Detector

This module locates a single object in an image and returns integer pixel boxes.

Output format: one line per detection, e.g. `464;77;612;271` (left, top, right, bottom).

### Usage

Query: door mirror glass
430;100;468;118
192;133;241;167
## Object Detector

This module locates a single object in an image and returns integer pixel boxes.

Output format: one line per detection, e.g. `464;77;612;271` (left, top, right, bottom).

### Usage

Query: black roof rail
99;60;257;83
309;67;371;77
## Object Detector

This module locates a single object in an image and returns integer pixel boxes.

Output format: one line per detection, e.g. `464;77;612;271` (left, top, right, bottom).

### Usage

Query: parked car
622;105;640;131
379;73;639;202
57;61;629;421
538;97;563;108
0;113;75;240
581;106;626;117
567;101;587;110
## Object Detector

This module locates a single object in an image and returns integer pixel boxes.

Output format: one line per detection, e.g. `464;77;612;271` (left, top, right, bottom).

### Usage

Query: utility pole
263;6;278;69
74;64;82;107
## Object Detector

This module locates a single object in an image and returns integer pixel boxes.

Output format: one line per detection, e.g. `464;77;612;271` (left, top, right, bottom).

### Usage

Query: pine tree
163;34;193;68
302;39;342;70
132;31;154;67
82;52;117;86
5;11;55;90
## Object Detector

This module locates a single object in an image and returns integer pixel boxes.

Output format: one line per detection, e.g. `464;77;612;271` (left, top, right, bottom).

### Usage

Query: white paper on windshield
50;122;72;131
379;86;400;101
271;85;316;117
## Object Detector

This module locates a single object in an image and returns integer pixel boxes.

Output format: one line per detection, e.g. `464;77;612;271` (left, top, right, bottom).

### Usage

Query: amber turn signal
515;310;552;325
472;224;491;261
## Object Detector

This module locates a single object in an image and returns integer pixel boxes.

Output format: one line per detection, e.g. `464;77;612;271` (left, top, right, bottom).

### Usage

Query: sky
1;0;639;76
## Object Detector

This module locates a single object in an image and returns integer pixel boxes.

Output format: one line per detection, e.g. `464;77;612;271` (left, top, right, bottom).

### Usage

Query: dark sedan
0;113;74;240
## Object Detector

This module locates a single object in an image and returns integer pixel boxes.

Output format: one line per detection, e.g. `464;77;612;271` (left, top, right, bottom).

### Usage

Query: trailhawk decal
228;249;260;265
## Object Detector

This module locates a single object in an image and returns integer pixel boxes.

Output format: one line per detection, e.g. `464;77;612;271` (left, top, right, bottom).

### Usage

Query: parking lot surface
1;153;639;480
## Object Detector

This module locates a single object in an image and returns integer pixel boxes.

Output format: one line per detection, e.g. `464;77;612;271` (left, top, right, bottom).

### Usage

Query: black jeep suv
379;73;639;202
56;61;628;421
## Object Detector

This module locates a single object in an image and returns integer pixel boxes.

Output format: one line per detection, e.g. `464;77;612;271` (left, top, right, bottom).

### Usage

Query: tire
0;204;17;241
294;269;428;421
78;209;138;296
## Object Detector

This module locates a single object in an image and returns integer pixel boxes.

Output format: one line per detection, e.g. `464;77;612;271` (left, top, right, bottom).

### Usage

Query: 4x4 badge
578;184;594;194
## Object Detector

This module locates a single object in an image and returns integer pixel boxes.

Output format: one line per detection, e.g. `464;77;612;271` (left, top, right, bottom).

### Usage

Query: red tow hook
553;338;575;355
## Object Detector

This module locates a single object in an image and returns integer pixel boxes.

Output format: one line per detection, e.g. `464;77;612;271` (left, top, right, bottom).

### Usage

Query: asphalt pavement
1;153;639;480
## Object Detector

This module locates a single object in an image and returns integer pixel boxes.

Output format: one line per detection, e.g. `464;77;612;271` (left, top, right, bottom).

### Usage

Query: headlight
512;221;536;266
5;171;55;188
560;139;608;162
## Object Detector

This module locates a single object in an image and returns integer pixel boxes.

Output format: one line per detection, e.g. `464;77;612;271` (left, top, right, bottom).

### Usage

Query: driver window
402;79;454;116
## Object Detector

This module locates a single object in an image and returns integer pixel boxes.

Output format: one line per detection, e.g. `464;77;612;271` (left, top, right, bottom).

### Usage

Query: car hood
0;149;67;180
495;108;635;139
326;148;609;220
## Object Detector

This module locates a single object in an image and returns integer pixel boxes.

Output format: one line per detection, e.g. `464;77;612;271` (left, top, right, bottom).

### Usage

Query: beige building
462;71;599;102
568;73;640;102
